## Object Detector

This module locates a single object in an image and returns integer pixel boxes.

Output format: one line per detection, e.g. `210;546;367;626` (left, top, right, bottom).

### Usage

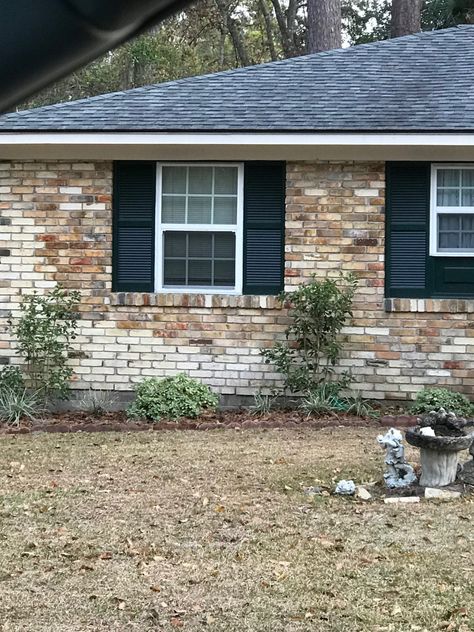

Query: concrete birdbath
405;408;474;487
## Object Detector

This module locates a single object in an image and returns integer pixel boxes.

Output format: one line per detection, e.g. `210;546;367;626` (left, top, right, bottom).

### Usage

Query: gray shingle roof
1;26;474;132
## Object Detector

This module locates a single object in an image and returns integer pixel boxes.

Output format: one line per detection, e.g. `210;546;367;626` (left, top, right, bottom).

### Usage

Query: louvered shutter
112;161;156;292
243;162;286;295
385;162;430;298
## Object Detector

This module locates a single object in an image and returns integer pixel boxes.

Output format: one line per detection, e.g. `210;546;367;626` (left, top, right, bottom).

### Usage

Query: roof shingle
1;26;473;132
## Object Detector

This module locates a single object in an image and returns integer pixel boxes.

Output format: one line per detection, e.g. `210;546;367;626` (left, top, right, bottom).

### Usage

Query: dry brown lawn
0;426;473;632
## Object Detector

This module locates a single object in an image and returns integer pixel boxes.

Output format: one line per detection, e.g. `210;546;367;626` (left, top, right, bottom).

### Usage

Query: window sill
384;298;474;313
109;292;282;310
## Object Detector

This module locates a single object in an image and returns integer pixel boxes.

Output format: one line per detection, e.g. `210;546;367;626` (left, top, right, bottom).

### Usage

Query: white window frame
155;162;244;294
430;163;474;257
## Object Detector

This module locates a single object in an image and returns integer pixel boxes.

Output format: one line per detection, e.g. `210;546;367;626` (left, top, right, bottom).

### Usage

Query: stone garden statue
377;428;417;489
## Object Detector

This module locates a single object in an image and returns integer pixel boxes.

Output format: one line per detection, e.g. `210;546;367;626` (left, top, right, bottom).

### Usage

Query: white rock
355;487;372;501
384;496;420;504
424;487;461;500
419;427;436;437
334;480;356;495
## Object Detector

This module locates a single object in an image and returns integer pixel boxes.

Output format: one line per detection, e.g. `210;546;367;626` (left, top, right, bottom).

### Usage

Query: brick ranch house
1;26;474;405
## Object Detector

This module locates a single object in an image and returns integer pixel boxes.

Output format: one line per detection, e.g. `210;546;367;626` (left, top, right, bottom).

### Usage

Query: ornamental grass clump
127;373;219;421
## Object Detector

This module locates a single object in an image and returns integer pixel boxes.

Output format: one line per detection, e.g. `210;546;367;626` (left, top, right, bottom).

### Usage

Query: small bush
0;387;42;426
411;387;474;417
7;285;81;402
127;374;219;421
261;273;357;394
0;366;25;395
78;388;118;416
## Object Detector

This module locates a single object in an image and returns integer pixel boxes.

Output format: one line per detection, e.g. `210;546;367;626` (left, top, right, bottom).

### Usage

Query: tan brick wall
1;159;473;401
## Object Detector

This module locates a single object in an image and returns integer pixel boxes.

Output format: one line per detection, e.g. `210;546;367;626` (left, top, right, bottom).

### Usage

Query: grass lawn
0;426;473;632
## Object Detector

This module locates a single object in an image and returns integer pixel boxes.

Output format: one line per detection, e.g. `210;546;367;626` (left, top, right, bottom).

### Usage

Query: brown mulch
0;408;419;435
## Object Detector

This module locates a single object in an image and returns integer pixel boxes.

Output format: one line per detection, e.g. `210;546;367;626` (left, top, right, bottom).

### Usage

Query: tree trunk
307;0;342;53
214;0;251;67
258;0;278;61
390;0;422;38
270;0;297;57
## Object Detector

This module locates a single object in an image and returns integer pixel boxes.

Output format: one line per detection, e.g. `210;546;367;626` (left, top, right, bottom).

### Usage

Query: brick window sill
109;292;282;310
384;298;474;313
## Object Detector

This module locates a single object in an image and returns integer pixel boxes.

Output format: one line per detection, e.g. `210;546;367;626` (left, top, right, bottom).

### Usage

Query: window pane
461;215;474;231
162;166;187;194
162;196;186;223
162;231;236;289
439;232;460;249
439;215;460;231
188;196;212;223
188;167;213;194
462;189;474;207
438;169;460;188
462;170;474;187
214;167;238;195
214;232;235;258
437;188;460;206
461;233;474;249
164;232;186;257
188;232;212;258
163;259;186;285
214;260;235;286
438;214;474;251
214;197;237;224
188;260;212;286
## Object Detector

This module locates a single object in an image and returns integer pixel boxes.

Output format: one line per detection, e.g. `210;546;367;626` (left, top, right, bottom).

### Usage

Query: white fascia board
1;132;474;146
1;132;474;161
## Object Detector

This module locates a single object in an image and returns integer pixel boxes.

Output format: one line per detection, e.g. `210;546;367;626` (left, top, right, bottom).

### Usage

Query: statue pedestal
419;448;459;487
406;428;473;488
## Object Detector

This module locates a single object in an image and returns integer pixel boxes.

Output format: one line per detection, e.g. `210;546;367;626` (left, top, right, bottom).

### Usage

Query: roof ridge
5;25;473;119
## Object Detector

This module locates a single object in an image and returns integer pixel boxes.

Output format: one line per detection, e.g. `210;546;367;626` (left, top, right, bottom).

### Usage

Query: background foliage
20;0;471;109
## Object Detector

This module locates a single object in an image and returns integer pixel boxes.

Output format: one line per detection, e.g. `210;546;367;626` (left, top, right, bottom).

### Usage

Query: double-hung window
431;165;474;256
156;163;243;293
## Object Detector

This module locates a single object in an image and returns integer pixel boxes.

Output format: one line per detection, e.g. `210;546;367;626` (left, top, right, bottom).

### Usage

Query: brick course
1;159;473;401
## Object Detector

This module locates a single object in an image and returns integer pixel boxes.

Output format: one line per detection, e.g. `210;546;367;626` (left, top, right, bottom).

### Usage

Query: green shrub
0;366;25;395
8;285;81;402
0;387;42;426
411;387;474;417
261;273;357;394
127;374;219;421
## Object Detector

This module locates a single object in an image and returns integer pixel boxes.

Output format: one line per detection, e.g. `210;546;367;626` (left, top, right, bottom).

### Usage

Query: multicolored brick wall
0;159;473;402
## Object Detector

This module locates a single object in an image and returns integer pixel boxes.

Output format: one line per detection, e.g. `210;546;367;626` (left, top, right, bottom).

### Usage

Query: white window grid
155;162;244;293
430;164;474;257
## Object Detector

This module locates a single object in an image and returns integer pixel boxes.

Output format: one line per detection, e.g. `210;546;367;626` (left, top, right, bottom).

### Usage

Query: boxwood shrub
127;373;219;421
411;387;473;417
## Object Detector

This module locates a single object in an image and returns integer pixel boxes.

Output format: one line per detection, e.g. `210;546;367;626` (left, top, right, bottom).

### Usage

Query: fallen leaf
170;616;184;627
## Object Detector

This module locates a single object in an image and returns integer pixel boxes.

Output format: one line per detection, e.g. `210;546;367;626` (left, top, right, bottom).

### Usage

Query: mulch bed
0;409;419;435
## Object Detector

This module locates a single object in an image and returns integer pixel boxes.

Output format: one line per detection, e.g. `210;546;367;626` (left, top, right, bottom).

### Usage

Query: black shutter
243;161;286;295
385;162;430;298
112;161;156;292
